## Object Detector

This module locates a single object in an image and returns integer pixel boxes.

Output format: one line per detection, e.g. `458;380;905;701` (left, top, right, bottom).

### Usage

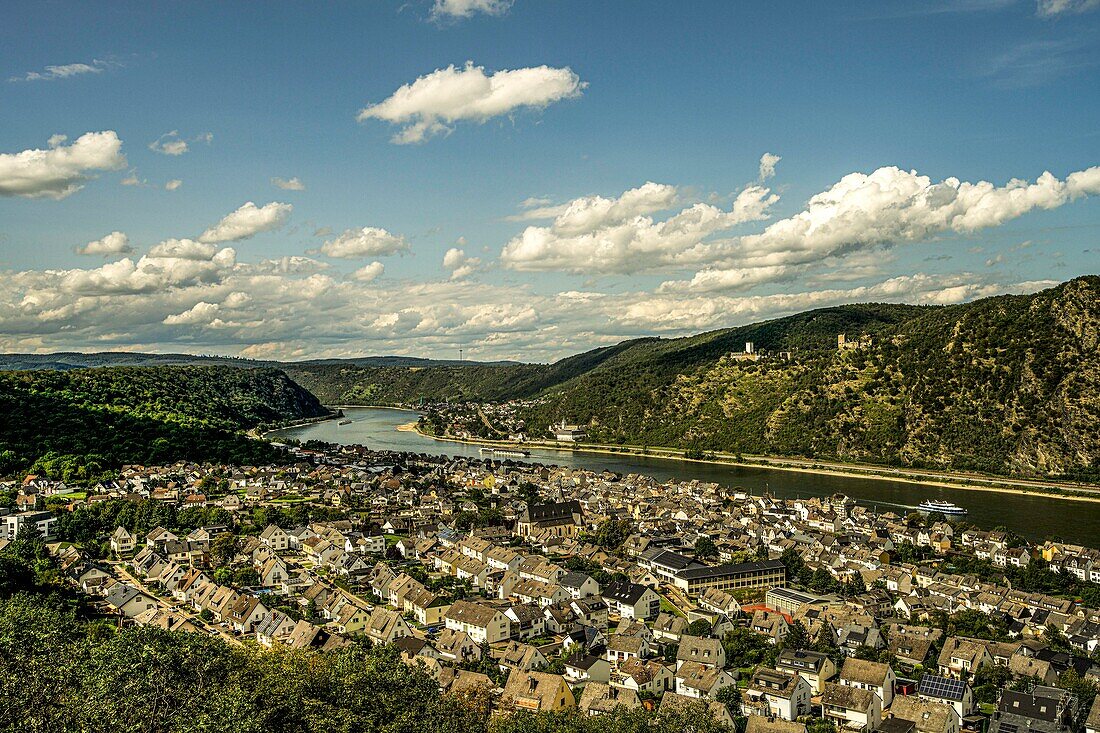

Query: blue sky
0;0;1097;360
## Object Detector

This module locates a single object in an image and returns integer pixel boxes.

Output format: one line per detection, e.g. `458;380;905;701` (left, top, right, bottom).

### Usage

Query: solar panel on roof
919;674;967;701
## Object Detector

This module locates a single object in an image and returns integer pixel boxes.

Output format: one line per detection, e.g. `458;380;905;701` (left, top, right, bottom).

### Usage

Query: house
1084;695;1100;733
776;648;837;694
744;668;812;721
652;612;689;643
104;585;159;619
745;717;808;733
110;526;137;556
444;599;511;644
435;628;481;664
822;681;882;730
937;637;993;679
505;603;547;640
254;610;297;647
890;695;961;733
606;633;649;665
227;595;269;634
990;687;1077;733
578;682;640;716
676;635;726;670
498;641;547;672
917;675;975;718
610;658;674;696
501;670;575;712
602;581;661;620
840;657;895;707
364;607;413;646
661;692;737;727
559;572;600;599
675;661;736;699
564;653;611;685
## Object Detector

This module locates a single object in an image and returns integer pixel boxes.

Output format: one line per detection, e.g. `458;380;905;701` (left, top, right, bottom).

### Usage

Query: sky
0;0;1098;362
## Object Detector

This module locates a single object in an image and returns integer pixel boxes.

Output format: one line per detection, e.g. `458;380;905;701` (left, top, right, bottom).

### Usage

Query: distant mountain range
2;275;1097;481
0;352;518;371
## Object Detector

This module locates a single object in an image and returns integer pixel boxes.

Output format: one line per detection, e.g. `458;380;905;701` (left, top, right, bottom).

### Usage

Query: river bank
408;422;1100;505
268;407;1100;543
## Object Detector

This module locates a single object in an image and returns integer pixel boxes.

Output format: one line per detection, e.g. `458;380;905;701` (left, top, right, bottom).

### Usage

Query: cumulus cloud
319;227;410;258
198;201;292;243
0;131;126;199
759;152;781;181
357;61;585;143
148;239;218;260
76;231;132;257
165;179;182;191
8;59;112;83
271;176;305;191
659;164;1100;294
431;0;513;19
148;130;213;156
163;301;221;325
443;248;481;279
58;247;235;296
500;181;778;274
349;262;385;282
1036;0;1099;15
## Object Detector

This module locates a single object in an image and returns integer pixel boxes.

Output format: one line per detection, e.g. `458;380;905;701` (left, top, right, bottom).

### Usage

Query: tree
687;619;713;637
716;683;742;717
783;620;809;651
591;519;633;550
694;536;718;560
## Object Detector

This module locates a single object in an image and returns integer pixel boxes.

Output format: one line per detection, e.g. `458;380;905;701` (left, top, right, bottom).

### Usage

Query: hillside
516;277;1100;480
290;277;1099;481
0;366;328;482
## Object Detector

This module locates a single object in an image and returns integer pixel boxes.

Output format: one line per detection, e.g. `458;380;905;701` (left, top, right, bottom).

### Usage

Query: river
272;407;1100;545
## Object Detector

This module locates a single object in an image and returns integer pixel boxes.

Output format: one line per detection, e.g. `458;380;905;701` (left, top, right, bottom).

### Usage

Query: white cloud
759;152;781;181
198;201;293;243
500;182;778;274
272;176;305;191
319;227;410;258
659;164;1100;294
0;131;126;199
76;231;132;257
148;239;218;260
164;301;220;325
357;61;585;144
120;170;145;187
443;247;481;279
8;59;112;83
148;130;213;156
1036;0;1099;15
349;262;385;282
431;0;513;19
165;179;182;191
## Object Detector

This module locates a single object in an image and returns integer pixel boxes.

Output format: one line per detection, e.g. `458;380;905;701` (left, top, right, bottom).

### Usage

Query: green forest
0;366;328;483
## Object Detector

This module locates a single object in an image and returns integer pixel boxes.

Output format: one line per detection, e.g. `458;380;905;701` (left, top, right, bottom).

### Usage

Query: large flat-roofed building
1;510;57;541
766;586;836;614
671;559;787;596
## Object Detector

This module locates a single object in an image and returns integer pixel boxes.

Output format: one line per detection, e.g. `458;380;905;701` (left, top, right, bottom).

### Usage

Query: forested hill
0;366;328;482
284;276;1100;481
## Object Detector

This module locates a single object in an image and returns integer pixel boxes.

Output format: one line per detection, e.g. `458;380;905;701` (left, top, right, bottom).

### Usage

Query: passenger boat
479;447;531;458
917;499;968;516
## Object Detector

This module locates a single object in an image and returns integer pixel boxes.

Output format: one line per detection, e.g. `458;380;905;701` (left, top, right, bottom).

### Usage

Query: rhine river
272;407;1100;545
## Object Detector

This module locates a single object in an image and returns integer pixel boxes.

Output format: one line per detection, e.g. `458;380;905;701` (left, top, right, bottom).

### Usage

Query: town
4;440;1100;733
